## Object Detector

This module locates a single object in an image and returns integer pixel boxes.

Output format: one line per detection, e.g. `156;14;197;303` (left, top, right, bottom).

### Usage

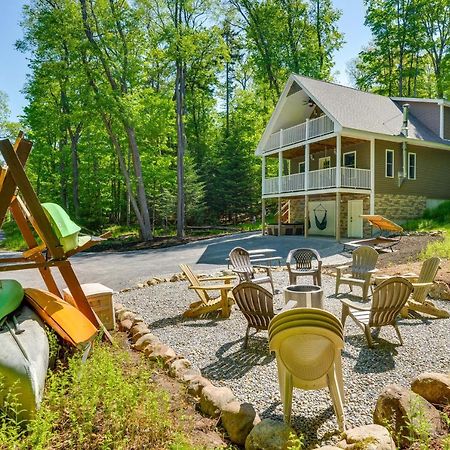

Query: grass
0;220;29;251
0;340;198;450
403;201;450;260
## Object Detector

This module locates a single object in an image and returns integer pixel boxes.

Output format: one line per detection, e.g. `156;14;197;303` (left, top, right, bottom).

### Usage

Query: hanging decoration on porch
313;204;328;230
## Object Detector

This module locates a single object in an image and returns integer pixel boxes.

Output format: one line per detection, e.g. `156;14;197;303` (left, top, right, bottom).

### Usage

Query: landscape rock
168;358;191;378
338;424;395;450
429;281;450;300
144;343;176;362
179;367;202;383
114;303;124;314
119;318;133;332
411;372;450;406
146;278;160;286
136;283;145;288
245;418;298;450
130;322;150;340
131;315;144;326
117;309;135;322
221;401;260;445
373;384;445;446
199;385;236;418
132;333;160;351
186;375;212;397
317;447;341;450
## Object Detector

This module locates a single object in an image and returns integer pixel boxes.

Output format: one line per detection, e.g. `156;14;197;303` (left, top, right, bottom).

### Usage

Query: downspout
399;103;409;187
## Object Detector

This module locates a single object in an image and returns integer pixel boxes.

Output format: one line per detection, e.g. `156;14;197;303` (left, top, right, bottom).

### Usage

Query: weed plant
0;342;195;450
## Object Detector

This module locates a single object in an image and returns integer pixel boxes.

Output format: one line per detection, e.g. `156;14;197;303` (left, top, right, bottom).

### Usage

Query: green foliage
0;342;196;450
0;220;27;251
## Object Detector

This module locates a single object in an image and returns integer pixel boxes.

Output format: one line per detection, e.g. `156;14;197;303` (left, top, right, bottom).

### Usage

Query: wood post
336;134;341;188
304;195;309;238
261;197;266;236
277;197;282;236
370;138;375;215
336;192;341;242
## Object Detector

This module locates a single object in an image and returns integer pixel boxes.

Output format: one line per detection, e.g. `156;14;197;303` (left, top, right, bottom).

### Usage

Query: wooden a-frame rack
0;132;110;331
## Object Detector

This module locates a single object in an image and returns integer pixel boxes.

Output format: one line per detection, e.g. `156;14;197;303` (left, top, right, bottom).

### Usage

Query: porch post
304;195;309;238
305;119;310;191
370;138;375;214
262;155;266;196
336;192;341;242
277;196;282;236
261;197;266;235
278;150;283;194
336;133;341;188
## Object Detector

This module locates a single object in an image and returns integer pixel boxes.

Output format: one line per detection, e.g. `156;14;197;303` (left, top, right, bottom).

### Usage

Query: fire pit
283;285;323;309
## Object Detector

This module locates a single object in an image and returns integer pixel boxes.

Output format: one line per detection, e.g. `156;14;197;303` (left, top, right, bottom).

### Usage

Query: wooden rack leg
10;199;61;297
57;261;99;326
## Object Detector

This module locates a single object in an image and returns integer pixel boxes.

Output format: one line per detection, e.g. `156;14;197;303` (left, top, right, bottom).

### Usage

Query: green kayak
42;203;81;252
0;280;24;321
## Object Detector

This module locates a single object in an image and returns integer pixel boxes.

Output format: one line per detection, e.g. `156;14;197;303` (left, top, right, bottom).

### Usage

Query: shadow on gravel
202;336;274;381
148;311;226;330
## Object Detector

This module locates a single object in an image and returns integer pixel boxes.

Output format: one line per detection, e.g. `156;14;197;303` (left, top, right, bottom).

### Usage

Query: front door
347;200;363;238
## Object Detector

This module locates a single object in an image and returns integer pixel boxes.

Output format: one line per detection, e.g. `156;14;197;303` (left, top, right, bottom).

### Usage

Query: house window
319;156;331;169
408;152;416;180
343;151;356;168
385;149;394;178
298;162;305;173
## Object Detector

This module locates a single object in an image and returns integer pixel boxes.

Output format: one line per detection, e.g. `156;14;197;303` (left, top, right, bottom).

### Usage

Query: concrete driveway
0;232;349;290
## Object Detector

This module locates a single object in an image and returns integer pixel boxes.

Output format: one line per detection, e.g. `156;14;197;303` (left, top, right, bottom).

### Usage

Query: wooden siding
444;106;450;140
375;139;450;199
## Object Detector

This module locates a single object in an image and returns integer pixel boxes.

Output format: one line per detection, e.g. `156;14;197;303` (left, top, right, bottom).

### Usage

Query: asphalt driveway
0;232;349;290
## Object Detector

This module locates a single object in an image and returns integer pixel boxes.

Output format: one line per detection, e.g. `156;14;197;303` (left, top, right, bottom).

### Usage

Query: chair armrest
231;268;248;274
336;265;350;270
189;285;233;291
340;298;371;311
411;282;433;288
254;265;271;275
198;276;236;282
367;268;379;274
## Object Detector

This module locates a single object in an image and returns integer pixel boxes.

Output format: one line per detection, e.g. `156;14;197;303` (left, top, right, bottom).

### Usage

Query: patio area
116;270;450;446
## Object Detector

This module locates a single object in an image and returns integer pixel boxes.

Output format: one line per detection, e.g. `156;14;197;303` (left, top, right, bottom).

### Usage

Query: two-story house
256;75;450;240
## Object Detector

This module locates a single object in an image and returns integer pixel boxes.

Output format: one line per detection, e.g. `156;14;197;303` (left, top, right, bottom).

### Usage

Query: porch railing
262;167;371;195
263;115;334;152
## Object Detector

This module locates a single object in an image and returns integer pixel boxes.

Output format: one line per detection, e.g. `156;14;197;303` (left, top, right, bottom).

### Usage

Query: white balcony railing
262;167;371;195
341;167;371;189
263;115;334;152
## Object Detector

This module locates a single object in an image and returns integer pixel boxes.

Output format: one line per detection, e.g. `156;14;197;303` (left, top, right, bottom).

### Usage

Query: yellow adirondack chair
268;308;345;431
335;246;379;300
341;277;413;347
180;264;235;318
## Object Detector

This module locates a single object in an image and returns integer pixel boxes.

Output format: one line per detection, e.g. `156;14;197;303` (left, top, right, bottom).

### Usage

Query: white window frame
408;152;416;180
319;156;331;169
385;149;394;178
298;161;305;173
343;151;356;168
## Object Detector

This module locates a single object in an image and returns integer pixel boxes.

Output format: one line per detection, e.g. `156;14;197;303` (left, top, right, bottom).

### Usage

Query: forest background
0;0;449;241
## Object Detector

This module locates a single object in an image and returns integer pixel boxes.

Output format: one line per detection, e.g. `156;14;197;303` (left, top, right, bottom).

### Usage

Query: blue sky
0;0;372;122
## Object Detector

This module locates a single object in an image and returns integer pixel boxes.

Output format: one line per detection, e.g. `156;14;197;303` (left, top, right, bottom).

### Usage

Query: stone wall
288;198;305;223
339;194;371;238
375;193;427;222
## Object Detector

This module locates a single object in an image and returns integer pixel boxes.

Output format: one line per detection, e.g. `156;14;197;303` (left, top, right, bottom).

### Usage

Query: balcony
262;167;371;195
264;115;334;152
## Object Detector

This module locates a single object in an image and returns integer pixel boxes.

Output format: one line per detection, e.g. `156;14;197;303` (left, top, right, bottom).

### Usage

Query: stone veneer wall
288;198;305;223
375;194;427;222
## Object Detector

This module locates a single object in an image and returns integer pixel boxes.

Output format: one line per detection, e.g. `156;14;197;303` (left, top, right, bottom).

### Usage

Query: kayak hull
25;288;98;348
0;305;49;421
0;279;24;321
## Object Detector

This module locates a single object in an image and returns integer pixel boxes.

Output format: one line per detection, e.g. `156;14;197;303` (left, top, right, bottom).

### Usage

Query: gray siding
444;106;450;140
405;102;440;137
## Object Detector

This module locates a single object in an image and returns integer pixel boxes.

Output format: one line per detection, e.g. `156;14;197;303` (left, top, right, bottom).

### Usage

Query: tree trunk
68;123;82;220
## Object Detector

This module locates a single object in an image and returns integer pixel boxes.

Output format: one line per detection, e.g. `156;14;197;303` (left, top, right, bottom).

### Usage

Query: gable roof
256;74;449;154
293;74;446;144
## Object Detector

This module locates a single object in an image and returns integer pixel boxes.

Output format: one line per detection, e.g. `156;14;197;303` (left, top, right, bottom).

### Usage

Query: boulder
199;385;235;418
373;384;445;446
168;359;191;378
317;447;341;450
114;303;124;314
186;375;212;397
130;322;150;338
429;281;450;301
338;424;395;450
221;401;260;445
119;318;133;332
146;278;160;286
132;333;160;351
117;309;135;322
144;343;176;362
179;367;202;383
411;372;450;406
245;418;298;450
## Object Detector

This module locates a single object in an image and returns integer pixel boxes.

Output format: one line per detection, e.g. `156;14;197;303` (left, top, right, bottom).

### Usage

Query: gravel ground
116;272;450;447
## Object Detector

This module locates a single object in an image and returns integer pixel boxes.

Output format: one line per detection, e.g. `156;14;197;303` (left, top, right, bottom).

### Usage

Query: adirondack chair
180;264;235;318
232;282;275;348
229;247;275;293
335;246;379;300
286;248;322;286
268;308;345;431
400;257;449;319
341;277;413;347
